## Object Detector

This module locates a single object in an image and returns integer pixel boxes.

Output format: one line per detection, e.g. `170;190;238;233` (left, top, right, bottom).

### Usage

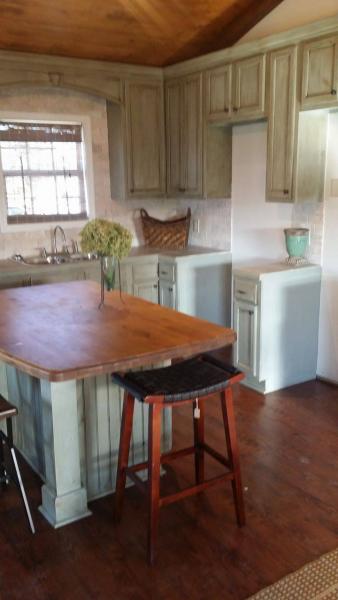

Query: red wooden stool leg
147;403;162;566
221;388;246;526
115;392;135;521
193;398;205;484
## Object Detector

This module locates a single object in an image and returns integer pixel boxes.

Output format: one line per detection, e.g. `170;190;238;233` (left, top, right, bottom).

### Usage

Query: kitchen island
0;281;235;527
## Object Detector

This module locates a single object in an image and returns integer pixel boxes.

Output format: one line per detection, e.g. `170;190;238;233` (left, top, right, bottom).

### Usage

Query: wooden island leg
39;379;91;528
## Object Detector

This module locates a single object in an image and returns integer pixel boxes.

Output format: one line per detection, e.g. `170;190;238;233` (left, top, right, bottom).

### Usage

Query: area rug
248;548;338;599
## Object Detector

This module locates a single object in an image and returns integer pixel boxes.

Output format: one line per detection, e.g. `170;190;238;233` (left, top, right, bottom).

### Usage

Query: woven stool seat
113;355;241;403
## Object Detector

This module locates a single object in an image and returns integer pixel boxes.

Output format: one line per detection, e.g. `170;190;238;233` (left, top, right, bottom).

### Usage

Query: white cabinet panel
233;265;321;394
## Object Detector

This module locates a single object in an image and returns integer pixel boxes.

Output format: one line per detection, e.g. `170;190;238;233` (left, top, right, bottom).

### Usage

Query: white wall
317;112;338;382
231;121;294;266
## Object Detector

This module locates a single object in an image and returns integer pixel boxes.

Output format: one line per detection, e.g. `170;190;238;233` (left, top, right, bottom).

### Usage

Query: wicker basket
140;208;191;249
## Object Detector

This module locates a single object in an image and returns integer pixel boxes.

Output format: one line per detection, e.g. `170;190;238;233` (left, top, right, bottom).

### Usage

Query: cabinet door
266;46;298;202
159;281;176;309
166;80;183;195
83;263;101;284
233;54;266;120
31;269;83;285
206;64;232;122
133;281;159;304
125;79;165;197
166;74;203;197
0;275;31;289
301;36;338;109
182;74;203;196
233;300;259;377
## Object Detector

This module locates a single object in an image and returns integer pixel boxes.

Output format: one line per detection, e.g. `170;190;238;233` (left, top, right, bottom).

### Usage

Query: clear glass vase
99;256;116;308
103;256;116;291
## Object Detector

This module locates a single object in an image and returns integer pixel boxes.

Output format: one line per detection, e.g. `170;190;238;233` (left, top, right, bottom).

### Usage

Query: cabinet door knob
331;88;337;95
224;107;229;113
178;187;185;192
283;189;289;195
153;284;158;289
169;287;173;292
233;107;238;112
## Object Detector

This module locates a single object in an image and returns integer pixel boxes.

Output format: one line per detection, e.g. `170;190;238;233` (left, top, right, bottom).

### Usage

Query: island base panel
0;363;172;527
39;484;92;528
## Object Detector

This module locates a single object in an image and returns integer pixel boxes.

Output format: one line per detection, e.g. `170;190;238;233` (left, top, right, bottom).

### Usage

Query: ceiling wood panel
0;0;285;67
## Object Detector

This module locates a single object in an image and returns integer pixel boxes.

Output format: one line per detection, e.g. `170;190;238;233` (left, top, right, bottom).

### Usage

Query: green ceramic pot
284;228;309;258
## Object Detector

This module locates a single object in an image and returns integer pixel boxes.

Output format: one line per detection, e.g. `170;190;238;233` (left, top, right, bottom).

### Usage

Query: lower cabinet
121;250;231;325
133;280;159;303
0;274;31;289
233;300;259;377
233;264;321;394
0;261;101;290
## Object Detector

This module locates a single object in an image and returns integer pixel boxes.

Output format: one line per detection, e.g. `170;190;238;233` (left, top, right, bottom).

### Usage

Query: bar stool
113;354;245;565
0;395;35;534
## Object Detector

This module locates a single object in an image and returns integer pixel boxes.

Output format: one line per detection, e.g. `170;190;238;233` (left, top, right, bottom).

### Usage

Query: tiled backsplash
0;87;231;259
291;200;324;265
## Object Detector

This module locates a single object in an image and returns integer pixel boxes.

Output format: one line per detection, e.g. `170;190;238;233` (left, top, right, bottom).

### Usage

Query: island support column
39;379;91;528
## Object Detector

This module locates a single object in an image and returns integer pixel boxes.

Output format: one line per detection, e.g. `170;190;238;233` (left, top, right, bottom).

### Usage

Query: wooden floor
2;377;338;599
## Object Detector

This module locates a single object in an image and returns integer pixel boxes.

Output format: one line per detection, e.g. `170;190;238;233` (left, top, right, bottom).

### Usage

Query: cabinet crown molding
164;15;338;78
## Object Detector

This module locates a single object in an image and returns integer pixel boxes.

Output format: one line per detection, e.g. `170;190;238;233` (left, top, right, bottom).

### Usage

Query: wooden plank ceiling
0;0;284;67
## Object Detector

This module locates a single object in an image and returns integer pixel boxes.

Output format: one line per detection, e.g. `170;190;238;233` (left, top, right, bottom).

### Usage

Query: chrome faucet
52;225;68;255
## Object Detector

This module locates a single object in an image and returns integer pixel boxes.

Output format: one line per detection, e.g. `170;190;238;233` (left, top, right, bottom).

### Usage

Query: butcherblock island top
0;281;235;382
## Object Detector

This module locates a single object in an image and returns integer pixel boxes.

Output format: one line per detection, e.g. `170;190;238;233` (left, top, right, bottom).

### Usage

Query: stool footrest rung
202;443;231;469
159;472;234;508
127;445;196;474
126;469;147;495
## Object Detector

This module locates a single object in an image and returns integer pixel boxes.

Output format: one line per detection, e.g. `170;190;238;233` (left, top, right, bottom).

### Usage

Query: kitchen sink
11;253;97;266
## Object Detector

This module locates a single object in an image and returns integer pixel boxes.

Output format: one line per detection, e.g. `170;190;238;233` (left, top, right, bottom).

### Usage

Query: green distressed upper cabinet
266;46;298;202
166;72;231;199
206;54;266;123
233;54;266;120
124;79;166;198
166;73;203;197
206;64;232;122
301;36;338;109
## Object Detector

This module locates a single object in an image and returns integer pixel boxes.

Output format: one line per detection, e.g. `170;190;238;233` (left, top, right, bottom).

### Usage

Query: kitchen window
0;120;89;225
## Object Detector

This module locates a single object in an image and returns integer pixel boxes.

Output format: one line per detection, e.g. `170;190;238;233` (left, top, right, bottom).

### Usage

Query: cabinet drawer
132;262;158;282
158;263;175;282
234;278;259;304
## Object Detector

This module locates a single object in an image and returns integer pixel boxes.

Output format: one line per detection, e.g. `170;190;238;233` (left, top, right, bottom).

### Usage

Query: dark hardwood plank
1;376;338;599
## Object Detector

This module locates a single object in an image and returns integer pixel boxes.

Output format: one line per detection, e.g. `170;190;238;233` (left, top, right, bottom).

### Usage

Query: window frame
0;111;95;232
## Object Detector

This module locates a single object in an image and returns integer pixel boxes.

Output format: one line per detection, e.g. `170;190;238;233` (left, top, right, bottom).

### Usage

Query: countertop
0;281;235;381
0;245;230;275
233;261;321;280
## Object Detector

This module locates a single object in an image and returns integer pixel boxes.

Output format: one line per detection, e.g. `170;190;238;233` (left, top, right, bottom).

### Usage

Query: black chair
0;395;35;534
113;354;245;565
